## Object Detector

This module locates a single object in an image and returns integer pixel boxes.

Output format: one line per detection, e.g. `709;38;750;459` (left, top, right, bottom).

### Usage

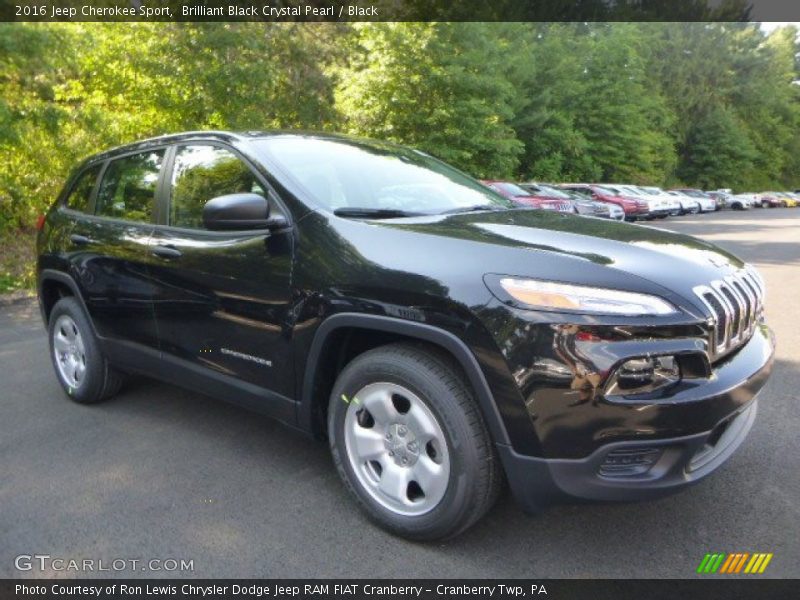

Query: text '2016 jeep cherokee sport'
37;132;775;540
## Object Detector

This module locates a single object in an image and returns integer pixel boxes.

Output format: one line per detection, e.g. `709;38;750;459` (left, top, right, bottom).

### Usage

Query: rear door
146;142;295;418
63;149;164;351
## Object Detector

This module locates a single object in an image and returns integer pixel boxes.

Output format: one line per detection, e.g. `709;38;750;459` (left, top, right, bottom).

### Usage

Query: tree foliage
1;22;799;232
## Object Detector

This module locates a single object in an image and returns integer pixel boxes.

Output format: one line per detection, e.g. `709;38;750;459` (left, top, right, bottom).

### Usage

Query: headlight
490;277;677;316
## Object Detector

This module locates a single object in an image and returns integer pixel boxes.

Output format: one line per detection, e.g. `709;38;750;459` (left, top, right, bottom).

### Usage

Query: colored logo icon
697;553;773;574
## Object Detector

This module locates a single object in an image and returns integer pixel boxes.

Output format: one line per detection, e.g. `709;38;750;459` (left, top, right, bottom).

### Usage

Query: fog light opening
608;355;681;396
599;447;663;478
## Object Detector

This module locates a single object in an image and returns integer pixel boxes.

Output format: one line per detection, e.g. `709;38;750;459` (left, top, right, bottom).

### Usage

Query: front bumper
500;399;758;510
624;207;649;218
495;324;774;511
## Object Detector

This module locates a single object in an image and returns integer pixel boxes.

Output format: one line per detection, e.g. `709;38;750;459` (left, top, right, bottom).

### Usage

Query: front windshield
536;184;572;199
594;185;619;196
492;182;531;197
253;136;514;214
616;186;639;197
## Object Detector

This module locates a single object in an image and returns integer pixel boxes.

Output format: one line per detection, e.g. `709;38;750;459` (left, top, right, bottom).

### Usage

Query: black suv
37;132;775;540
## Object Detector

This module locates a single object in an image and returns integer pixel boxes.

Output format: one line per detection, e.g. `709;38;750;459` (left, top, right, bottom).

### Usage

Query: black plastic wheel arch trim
298;312;511;446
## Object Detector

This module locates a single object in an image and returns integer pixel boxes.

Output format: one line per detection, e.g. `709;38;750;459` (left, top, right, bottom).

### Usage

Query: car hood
364;209;747;315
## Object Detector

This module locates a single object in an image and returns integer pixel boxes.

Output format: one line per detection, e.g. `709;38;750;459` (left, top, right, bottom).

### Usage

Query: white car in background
608;184;671;218
637;186;682;215
666;190;701;214
670;188;717;212
708;191;737;210
728;194;756;210
606;203;625;221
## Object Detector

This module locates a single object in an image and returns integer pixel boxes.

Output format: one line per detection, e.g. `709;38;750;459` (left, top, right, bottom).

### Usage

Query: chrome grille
693;267;764;360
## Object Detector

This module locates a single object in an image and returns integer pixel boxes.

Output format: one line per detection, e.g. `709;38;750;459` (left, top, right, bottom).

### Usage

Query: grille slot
719;285;741;340
694;268;764;361
732;280;752;327
703;292;727;347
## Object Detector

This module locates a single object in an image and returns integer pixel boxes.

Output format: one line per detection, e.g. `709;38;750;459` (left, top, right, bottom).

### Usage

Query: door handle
69;234;93;245
151;244;182;259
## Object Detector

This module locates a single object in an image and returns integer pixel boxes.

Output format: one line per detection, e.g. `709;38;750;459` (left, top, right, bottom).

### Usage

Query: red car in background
756;193;788;208
481;180;574;212
557;183;650;221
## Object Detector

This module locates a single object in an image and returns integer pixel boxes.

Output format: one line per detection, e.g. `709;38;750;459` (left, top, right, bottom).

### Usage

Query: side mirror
202;193;286;231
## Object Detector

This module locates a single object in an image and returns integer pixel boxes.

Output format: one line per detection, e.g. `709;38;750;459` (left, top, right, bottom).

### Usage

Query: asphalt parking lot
1;209;798;579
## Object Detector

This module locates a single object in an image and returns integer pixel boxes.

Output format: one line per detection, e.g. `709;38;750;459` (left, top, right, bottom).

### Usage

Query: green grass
0;228;36;294
0;272;24;293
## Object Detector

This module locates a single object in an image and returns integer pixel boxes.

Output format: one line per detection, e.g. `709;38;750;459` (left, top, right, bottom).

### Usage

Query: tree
336;23;523;178
678;106;758;189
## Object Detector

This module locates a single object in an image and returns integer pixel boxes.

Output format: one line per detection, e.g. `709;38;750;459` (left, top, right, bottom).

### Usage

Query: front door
147;143;295;418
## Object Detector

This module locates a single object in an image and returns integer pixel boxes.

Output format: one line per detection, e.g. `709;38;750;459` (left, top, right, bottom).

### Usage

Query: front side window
169;145;265;229
65;164;102;212
95;150;164;222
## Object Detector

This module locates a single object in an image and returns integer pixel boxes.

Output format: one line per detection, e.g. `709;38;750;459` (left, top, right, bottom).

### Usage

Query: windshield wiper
333;207;424;219
439;204;508;215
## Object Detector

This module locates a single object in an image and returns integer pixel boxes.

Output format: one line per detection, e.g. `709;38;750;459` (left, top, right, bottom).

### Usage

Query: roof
81;129;398;165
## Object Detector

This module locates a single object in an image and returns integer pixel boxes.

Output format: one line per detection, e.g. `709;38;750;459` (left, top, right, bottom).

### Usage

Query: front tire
48;296;123;404
328;343;502;540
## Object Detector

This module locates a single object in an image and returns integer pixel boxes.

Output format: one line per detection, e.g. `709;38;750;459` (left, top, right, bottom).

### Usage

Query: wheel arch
38;269;92;330
298;313;510;446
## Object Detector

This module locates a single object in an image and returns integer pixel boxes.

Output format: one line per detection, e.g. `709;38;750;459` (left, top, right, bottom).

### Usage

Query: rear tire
328;343;502;541
48;296;123;404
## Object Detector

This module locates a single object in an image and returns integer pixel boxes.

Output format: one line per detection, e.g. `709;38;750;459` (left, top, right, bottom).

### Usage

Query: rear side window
169;145;265;229
95;150;165;222
65;164;102;212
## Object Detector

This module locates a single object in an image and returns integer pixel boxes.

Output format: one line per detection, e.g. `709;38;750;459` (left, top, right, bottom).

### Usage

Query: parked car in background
669;188;717;212
482;181;574;212
728;194;755;210
773;192;798;208
707;191;734;210
558;183;649;221
610;184;670;219
547;187;624;221
637;186;683;216
519;183;591;215
666;190;701;214
757;193;787;208
602;201;626;221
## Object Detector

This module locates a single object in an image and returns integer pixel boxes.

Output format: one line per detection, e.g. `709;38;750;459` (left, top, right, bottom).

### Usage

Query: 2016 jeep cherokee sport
37;132;775;540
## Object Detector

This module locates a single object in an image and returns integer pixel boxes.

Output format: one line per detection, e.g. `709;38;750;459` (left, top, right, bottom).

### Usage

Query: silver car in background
666;190;702;214
637;186;682;216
